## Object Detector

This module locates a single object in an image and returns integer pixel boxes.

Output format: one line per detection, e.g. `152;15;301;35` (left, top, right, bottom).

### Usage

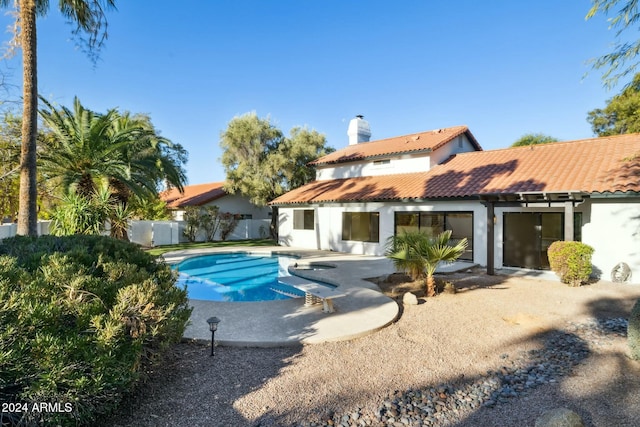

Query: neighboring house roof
160;182;227;208
309;125;482;166
271;133;640;204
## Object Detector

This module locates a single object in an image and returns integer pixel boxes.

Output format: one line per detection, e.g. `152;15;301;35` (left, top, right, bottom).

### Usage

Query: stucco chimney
347;115;371;145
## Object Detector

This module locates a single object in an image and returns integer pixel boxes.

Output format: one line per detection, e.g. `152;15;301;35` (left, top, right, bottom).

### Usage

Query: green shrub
547;241;595;286
0;235;191;426
629;299;640;360
219;212;241;241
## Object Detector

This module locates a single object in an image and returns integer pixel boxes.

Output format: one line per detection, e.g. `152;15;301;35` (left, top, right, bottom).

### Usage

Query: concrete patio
162;247;487;347
162;247;405;346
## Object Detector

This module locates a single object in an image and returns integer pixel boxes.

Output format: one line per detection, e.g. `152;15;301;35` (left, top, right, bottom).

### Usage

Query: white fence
0;219;271;247
0;221;51;239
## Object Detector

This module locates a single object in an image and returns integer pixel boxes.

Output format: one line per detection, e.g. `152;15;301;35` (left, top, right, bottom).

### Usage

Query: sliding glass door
503;212;579;269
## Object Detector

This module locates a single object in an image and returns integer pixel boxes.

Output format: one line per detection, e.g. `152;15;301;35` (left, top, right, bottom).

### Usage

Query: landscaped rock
535;408;584;427
299;319;625;427
403;292;419;305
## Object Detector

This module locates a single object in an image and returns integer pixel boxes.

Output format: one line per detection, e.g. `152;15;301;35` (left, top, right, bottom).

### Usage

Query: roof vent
347;115;372;145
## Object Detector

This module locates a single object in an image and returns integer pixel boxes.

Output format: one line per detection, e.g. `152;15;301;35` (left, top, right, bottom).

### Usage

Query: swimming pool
173;253;306;302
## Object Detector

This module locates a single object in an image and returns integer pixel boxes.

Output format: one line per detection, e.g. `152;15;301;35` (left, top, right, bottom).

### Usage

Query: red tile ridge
310;125;479;166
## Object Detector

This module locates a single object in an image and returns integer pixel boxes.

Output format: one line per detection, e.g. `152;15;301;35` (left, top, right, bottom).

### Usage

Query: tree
586;0;640;88
182;206;200;242
511;133;559;147
128;195;171;220
277;127;334;189
220;113;284;207
199;205;221;242
0;0;116;236
587;72;640;135
39;97;186;201
0;112;59;220
111;112;187;204
39;97;187;239
218;212;240;241
220;113;334;237
385;230;468;297
0;113;22;220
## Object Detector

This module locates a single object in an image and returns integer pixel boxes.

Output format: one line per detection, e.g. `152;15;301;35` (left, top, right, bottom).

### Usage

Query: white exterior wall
493;199;640;283
493;203;589;270
315;154;430;180
278;196;640;283
171;193;271;221
315;136;479;181
279;201;487;260
581;198;640;283
429;134;479;167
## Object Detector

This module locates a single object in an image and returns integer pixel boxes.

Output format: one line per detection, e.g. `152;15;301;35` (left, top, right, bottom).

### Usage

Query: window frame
293;209;315;230
342;211;380;243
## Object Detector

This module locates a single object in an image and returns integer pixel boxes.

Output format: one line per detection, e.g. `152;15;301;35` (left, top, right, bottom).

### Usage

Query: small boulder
402;292;418;305
535;408;584;427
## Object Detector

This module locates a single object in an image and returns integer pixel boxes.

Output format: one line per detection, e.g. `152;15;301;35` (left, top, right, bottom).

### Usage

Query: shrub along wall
548;241;595;286
0;235;191;426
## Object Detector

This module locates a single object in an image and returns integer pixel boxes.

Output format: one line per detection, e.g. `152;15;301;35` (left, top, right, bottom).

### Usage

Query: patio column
564;201;574;242
486;201;495;275
314;205;321;250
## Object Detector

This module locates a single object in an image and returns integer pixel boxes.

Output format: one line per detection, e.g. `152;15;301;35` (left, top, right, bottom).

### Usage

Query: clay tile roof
271;133;640;204
310;125;481;166
160;182;227;208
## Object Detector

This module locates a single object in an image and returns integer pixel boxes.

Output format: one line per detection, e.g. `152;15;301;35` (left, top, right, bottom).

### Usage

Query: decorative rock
535;408;584;427
301;319;622;427
402;292;419;305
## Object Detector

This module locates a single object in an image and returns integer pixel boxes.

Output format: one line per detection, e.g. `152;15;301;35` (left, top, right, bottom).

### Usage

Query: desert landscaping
109;270;640;427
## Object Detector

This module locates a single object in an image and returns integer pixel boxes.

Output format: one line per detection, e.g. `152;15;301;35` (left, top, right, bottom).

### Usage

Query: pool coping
161;246;401;347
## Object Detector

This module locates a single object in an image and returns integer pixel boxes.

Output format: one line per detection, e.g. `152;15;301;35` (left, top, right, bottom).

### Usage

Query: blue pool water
173;253;305;302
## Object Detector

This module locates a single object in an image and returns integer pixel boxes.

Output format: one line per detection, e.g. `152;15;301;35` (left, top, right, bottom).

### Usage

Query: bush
629;299;640;360
219;212;240;241
182;206;200;242
547;241;595;286
0;235;191;426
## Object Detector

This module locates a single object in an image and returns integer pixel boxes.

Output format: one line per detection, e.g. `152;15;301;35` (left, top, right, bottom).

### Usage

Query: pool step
269;286;302;298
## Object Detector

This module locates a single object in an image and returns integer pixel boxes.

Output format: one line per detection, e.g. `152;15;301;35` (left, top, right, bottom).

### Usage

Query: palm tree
0;0;116;236
39;97;131;198
39;97;187;240
385;230;468;297
39;97;186;202
111;112;187;203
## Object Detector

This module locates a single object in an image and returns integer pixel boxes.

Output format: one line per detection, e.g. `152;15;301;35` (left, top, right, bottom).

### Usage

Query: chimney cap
355;114;364;119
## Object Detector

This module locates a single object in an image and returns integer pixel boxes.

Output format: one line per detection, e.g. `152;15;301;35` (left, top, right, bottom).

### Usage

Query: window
293;209;314;230
394;212;473;260
373;159;390;166
342;212;379;242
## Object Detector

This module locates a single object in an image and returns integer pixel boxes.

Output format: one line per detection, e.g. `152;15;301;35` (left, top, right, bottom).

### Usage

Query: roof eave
310;149;434;167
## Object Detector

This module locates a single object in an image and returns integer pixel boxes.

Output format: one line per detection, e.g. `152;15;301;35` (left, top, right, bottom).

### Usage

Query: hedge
0;235;191;426
547;240;595;286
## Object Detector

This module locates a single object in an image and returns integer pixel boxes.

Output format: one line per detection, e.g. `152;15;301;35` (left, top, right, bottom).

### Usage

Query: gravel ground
108;271;640;427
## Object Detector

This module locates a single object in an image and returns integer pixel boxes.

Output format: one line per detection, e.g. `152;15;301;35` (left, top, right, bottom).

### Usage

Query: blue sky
0;1;629;185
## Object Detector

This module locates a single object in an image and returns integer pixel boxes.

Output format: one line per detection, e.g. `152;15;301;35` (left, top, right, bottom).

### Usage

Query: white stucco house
271;116;640;283
161;182;271;221
146;182;272;244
